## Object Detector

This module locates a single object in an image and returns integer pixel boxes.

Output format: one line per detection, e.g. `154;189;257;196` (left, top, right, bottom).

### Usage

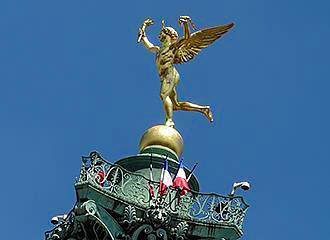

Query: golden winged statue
138;16;234;127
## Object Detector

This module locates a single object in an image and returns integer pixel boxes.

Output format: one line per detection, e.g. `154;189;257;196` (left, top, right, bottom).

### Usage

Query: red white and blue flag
159;159;172;196
148;153;155;198
173;160;190;196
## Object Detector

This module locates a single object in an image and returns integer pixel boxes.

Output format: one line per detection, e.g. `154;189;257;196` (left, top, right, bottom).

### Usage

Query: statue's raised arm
138;16;234;128
171;16;234;64
138;18;160;53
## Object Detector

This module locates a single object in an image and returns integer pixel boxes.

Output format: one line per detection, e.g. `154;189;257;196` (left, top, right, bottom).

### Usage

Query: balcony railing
75;153;249;231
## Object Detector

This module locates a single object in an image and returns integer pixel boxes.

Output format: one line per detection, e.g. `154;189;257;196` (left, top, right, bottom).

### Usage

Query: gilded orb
139;125;184;160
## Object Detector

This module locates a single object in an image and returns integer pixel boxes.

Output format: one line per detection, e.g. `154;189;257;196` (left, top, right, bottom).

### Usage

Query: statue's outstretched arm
142;35;159;53
178;16;196;40
138;19;160;53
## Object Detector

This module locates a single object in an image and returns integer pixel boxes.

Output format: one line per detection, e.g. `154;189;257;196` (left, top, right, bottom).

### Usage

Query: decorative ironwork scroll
45;200;115;240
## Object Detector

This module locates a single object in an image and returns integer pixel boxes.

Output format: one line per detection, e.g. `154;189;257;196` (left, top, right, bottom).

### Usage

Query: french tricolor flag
173;160;190;196
159;159;173;196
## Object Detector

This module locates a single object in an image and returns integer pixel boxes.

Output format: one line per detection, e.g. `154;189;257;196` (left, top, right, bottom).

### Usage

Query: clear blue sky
1;1;329;239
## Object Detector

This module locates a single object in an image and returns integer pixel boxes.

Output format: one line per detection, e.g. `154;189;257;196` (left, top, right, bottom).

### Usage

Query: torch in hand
137;18;154;43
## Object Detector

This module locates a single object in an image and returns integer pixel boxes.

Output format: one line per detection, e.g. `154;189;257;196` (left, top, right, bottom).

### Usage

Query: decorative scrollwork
155;228;167;240
122;205;141;230
46;202;115;240
74;200;99;218
83;200;99;216
145;199;171;229
130;224;168;240
170;222;188;240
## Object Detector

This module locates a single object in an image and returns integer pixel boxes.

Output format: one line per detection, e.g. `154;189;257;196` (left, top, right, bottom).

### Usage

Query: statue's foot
204;107;214;123
165;119;175;128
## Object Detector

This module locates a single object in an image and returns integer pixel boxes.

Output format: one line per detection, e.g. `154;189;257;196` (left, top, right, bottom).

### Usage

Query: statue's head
159;19;178;43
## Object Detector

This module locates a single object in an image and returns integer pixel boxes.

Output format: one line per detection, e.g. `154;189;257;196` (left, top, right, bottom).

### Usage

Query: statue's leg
160;76;176;127
170;88;213;122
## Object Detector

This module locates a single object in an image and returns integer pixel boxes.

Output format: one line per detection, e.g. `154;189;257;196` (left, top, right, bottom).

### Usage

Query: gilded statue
138;16;234;127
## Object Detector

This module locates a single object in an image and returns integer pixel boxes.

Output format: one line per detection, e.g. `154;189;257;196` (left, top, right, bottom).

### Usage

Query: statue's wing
172;23;234;64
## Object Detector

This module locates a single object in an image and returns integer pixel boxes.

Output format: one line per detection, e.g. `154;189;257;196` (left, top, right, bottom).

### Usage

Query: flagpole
163;157;174;201
160;154;168;183
187;162;198;181
149;151;153;181
148;151;155;199
159;154;169;199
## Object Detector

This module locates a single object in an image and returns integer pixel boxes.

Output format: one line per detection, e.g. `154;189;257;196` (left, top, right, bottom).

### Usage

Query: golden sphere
139;125;184;159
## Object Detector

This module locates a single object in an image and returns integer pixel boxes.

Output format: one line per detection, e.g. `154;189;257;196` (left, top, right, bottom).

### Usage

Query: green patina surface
140;147;178;162
45;150;249;240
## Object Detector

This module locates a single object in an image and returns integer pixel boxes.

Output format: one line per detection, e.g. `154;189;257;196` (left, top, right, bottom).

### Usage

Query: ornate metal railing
75;152;249;230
